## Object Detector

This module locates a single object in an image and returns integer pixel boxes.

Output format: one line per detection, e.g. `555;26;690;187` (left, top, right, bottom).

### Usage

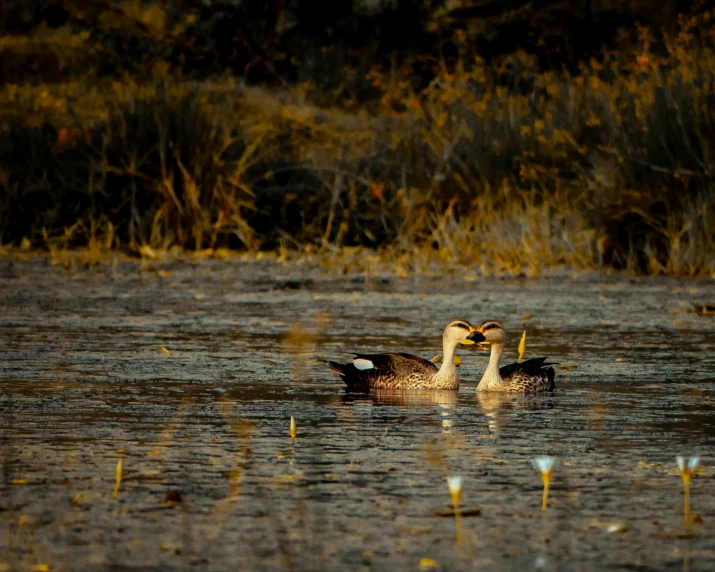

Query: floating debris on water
693;303;715;316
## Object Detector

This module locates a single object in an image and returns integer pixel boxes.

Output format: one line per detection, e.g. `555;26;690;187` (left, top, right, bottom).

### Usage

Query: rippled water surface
2;258;715;571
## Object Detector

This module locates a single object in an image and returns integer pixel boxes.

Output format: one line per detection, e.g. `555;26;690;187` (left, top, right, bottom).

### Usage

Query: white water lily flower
676;456;700;473
532;456;555;475
532;456;555;512
446;476;463;497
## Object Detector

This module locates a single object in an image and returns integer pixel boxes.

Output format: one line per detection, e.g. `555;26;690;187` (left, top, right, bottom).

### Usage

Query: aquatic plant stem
541;473;551;512
446;476;464;547
455;507;463;548
683;480;691;530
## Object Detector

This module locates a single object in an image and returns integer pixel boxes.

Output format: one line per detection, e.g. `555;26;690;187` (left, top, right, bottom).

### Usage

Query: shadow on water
1;259;715;570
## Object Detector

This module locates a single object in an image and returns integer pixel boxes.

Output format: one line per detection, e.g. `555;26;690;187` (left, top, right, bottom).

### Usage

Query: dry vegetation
1;5;715;276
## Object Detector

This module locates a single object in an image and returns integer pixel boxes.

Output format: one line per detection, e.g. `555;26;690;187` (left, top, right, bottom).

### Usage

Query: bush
1;9;715;275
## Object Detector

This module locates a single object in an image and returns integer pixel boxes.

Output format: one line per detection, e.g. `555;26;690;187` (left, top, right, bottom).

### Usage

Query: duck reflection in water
476;391;555;437
339;389;459;431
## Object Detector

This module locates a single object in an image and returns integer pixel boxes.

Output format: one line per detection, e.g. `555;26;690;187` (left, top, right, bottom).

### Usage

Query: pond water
2;258;715;571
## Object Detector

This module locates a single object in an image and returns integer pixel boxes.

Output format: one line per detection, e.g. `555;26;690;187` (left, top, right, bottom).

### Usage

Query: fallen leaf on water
419;558;439;570
431;355;461;365
398;527;432;535
607;523;627;533
693;303;715;316
194;293;206;300
11;478;29;485
435;506;482;517
522;314;532;320
32;565;50;572
164;491;182;503
158;347;170;355
157;270;172;277
658;531;697;539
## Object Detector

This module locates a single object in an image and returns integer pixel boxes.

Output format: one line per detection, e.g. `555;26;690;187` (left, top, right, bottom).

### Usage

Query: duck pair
328;319;556;393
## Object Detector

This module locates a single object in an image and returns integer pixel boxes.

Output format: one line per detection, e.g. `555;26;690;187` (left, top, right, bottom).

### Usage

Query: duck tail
544;365;556;392
328;361;349;377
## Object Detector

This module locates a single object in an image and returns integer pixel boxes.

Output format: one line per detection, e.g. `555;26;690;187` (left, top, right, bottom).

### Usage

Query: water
2;258;715;570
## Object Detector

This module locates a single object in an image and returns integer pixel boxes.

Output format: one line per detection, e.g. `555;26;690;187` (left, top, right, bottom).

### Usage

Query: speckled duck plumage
468;320;556;393
329;319;479;391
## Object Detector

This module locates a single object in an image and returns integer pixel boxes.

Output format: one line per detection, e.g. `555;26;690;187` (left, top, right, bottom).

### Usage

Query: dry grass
2;9;715;276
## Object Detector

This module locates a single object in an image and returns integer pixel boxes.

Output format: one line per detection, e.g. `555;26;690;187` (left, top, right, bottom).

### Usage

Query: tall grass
1;10;715;275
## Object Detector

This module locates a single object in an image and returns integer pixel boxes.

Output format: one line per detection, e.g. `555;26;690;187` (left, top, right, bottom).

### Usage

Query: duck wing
499;357;557;392
329;352;438;390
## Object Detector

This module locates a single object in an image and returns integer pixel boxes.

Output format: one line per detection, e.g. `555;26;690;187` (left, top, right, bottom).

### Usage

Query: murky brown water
2;258;715;571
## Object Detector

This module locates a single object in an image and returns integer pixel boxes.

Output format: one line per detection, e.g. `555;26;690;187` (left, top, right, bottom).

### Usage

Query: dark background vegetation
1;1;714;274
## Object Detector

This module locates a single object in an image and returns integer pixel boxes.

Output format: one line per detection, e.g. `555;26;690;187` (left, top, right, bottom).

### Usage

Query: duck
329;319;480;391
467;320;556;393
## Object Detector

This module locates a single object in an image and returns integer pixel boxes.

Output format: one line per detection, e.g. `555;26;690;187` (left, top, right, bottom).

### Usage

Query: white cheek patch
352;358;374;370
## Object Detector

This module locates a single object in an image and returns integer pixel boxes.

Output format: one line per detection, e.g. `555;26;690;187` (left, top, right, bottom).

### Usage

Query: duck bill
461;327;483;346
466;331;486;344
466;330;490;350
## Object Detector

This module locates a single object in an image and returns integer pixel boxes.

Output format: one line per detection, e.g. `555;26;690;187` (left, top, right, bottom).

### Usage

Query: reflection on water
1;259;715;570
347;389;459;408
475;391;555;437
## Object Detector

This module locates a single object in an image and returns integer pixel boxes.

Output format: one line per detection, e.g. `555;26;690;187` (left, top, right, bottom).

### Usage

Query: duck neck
477;342;505;391
434;336;459;386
